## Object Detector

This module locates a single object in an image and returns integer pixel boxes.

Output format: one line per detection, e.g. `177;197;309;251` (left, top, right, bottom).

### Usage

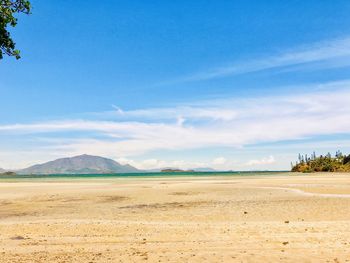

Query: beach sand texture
0;173;350;262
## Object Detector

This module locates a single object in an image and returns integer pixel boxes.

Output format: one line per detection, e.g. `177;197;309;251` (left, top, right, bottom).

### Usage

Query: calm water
0;171;289;181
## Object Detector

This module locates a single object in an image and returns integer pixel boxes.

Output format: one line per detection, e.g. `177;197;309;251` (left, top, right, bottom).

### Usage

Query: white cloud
1;81;350;169
212;157;227;165
176;116;186;126
116;157;206;170
245;156;276;166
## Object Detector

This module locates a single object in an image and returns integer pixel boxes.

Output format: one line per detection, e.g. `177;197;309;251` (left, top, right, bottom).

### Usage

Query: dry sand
0;173;350;262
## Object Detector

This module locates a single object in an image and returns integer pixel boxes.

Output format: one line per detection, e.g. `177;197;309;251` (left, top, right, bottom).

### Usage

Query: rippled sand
1;173;350;262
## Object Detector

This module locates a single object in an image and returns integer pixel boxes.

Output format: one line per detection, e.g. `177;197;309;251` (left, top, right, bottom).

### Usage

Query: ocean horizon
0;170;290;180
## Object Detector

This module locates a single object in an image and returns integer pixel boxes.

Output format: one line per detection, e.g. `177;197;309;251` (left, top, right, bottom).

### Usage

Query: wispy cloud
165;37;350;83
1;81;350;169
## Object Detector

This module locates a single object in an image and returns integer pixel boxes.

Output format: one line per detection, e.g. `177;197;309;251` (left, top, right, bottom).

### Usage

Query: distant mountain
0;168;5;173
18;154;140;175
161;168;195;172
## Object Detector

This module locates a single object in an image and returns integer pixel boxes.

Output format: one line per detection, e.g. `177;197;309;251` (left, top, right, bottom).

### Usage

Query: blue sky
1;0;350;170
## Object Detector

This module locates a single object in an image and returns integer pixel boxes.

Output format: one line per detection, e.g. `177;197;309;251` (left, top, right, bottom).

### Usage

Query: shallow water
0;171;289;181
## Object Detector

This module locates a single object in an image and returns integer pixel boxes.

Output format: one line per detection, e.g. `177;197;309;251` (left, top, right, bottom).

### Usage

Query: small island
161;168;195;173
291;151;350;172
0;171;17;176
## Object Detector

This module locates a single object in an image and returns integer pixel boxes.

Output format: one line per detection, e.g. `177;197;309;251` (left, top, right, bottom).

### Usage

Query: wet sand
0;173;350;262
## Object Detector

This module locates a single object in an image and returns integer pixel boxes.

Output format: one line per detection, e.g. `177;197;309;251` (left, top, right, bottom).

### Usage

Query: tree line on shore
291;151;350;172
0;171;16;176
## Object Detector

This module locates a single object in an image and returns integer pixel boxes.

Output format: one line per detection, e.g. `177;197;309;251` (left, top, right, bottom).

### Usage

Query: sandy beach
0;173;350;262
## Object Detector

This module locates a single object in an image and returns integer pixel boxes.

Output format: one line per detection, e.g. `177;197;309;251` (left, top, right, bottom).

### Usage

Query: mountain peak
18;155;140;175
76;154;89;157
69;154;102;159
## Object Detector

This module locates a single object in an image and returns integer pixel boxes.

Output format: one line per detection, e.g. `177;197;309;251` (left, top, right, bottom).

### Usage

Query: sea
0;171;290;181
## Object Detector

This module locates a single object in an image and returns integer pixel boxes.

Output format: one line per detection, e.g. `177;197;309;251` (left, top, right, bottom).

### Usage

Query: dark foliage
0;0;31;59
292;151;350;173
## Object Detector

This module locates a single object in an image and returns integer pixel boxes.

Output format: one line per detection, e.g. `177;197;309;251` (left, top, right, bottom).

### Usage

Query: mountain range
17;154;141;175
